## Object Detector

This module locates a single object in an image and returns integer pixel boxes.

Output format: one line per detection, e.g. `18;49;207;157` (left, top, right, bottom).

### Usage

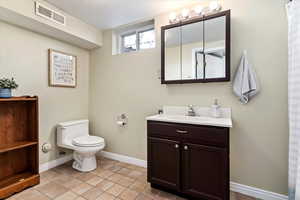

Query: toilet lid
72;136;104;147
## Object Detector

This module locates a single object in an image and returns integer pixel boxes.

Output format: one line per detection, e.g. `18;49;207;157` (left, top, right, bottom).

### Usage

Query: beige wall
90;0;288;195
0;21;90;164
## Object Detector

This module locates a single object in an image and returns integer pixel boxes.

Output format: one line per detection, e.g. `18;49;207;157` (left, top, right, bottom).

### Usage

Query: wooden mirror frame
161;10;231;84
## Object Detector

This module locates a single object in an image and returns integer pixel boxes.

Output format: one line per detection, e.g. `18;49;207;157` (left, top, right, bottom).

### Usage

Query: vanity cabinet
148;138;180;190
147;121;229;200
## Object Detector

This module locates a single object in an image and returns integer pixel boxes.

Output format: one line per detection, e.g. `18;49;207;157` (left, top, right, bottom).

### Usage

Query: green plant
0;78;18;89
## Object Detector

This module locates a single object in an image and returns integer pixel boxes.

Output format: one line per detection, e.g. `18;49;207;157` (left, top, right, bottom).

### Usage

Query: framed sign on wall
48;49;77;88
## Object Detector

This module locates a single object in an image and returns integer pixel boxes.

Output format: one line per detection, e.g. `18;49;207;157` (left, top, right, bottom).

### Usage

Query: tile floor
7;157;256;200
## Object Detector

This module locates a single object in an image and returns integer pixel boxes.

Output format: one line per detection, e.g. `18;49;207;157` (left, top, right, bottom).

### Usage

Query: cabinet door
182;143;229;200
148;137;180;190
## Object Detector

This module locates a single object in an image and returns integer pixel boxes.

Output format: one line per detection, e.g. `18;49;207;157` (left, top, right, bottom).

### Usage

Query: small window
139;29;155;50
122;33;137;53
119;25;155;54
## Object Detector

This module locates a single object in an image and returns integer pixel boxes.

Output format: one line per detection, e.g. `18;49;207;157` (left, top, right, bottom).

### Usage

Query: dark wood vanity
147;120;229;200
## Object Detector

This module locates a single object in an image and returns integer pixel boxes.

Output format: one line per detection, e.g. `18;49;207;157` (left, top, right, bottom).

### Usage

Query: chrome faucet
187;105;196;116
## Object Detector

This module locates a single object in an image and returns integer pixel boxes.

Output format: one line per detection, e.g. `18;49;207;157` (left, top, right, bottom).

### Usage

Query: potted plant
0;78;18;98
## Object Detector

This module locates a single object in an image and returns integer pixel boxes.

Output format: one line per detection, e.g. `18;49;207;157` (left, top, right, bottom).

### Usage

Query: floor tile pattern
6;157;256;200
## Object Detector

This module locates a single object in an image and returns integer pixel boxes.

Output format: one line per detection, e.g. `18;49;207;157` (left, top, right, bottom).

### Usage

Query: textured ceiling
46;0;200;29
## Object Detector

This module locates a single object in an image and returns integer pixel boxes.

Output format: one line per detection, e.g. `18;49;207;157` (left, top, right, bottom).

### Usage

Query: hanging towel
233;51;260;104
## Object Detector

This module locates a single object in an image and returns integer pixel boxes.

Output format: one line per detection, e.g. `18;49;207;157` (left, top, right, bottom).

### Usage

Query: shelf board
0;96;37;102
0;172;39;198
0;172;35;188
0;142;38;153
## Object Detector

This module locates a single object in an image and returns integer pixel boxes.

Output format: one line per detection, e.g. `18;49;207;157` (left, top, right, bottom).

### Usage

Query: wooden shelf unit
0;96;40;199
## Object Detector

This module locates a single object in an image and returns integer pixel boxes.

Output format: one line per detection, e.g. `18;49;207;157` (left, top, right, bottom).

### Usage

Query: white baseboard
230;182;288;200
39;151;288;200
99;151;288;200
99;151;147;168
39;154;73;173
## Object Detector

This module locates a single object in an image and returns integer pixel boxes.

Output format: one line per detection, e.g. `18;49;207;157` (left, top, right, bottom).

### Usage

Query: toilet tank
57;119;89;148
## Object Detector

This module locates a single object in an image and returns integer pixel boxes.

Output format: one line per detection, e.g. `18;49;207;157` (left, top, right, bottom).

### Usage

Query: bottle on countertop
211;99;222;118
158;109;163;115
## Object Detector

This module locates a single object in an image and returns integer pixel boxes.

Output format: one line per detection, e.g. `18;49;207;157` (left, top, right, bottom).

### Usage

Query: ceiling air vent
35;2;66;25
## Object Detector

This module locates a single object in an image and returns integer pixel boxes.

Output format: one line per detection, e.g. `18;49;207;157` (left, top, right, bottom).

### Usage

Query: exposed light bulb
209;1;221;11
194;5;204;15
181;8;190;19
169;12;177;23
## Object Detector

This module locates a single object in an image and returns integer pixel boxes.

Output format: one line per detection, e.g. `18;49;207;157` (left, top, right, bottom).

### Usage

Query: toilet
57;119;105;172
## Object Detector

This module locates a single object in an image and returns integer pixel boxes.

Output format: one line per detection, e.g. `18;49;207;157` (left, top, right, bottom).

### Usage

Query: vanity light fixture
168;1;222;24
194;5;204;15
169;12;177;23
209;1;222;11
181;8;190;19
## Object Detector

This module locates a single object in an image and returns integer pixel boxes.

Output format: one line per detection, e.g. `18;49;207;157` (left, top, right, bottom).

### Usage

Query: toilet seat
72;136;104;147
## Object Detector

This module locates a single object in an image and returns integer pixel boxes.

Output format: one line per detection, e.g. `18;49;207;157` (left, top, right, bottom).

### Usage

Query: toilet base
72;151;97;172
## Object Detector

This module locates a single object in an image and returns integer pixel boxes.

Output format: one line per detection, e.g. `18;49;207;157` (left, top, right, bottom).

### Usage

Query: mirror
181;20;204;80
204;16;226;79
165;26;181;81
162;10;230;84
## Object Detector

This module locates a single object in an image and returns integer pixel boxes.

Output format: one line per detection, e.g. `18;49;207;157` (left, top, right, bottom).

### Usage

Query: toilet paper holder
117;113;128;127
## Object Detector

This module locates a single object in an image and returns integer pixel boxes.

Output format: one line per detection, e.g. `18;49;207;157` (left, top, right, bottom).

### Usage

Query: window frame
120;24;155;54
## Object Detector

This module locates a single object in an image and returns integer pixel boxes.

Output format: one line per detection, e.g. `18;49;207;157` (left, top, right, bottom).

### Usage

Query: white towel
233;51;260;104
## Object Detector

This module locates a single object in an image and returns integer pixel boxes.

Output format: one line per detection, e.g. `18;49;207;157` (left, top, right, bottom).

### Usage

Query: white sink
146;106;233;128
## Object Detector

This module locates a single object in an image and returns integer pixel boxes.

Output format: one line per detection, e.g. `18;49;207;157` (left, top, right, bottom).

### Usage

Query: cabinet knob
175;144;179;149
184;145;189;150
